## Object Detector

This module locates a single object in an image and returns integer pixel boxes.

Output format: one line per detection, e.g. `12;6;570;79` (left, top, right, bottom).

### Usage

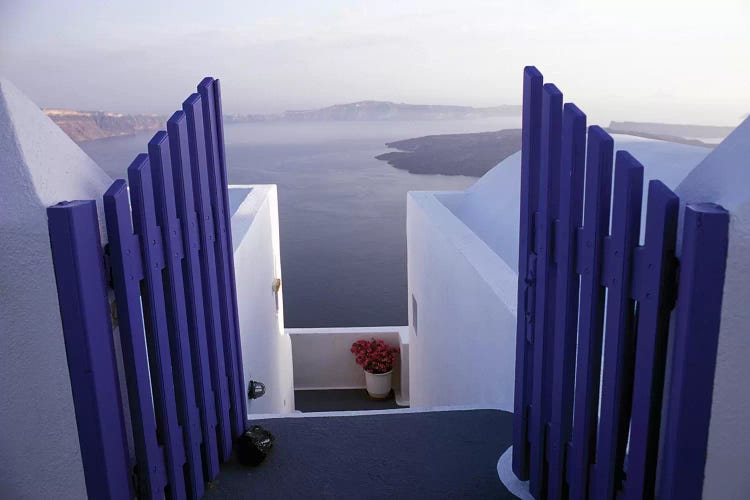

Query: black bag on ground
237;425;274;466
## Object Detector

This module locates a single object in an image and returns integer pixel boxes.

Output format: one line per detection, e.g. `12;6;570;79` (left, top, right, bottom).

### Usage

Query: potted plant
351;339;400;399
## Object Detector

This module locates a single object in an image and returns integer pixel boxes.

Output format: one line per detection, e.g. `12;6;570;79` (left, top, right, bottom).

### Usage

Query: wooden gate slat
658;203;729;499
128;153;188;500
547;102;586;500
529;82;563;499
624;180;679;500
513;65;543;481
104;180;167;499
213;78;249;433
168;110;221;479
182;93;233;461
47;200;132;500
198;77;245;439
569;126;614;499
149;132;205;499
595;151;644;500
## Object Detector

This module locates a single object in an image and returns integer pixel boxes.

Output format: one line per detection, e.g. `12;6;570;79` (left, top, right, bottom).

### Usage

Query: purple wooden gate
513;67;730;499
47;77;248;500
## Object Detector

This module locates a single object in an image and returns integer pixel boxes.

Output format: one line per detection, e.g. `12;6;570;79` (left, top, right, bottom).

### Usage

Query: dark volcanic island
376;129;522;177
376;120;726;177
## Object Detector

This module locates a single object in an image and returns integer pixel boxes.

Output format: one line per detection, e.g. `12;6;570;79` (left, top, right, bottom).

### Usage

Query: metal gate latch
247;380;266;400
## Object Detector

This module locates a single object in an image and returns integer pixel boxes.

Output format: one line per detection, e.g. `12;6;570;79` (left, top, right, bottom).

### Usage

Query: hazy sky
1;0;748;125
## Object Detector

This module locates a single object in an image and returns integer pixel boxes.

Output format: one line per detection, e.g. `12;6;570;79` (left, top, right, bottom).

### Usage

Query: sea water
81;117;518;327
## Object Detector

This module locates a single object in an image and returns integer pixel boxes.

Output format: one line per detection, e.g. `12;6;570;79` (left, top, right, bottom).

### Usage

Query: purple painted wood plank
198;77;245;439
624;181;678;500
47;200;132;500
149;132;205;499
104;180;167;499
182;93;233;461
569;126;614;499
128;153;188;500
168;110;221;480
595;151;643;500
213;78;249;432
547;103;586;500
658;203;729;500
513;65;543;481
529;82;563;499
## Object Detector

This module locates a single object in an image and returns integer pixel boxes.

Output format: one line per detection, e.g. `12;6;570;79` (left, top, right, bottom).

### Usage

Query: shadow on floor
205;409;514;500
294;389;403;412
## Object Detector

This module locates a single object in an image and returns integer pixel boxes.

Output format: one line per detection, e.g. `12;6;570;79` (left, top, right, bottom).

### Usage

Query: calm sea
81;117;519;327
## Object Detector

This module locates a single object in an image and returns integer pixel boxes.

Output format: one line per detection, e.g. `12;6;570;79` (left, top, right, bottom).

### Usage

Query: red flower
350;338;399;374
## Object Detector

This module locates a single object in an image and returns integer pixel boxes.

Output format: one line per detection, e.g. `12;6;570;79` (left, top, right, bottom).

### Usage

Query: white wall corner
406;190;517;411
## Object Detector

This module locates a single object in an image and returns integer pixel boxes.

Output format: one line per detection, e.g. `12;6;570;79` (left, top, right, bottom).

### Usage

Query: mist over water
82;117;519;327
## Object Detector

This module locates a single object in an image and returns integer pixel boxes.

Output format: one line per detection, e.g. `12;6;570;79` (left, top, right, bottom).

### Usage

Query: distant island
376;122;729;177
376;129;522;177
47;101;521;143
225;101;521;123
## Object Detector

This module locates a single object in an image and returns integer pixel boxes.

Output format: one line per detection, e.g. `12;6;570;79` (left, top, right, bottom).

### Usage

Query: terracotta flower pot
364;370;393;399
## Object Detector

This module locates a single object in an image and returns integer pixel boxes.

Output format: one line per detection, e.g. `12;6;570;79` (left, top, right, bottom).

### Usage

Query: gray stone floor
204;409;514;499
294;389;403;412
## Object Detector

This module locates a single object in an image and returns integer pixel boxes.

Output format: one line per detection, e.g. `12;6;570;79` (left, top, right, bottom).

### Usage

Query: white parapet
287;326;410;406
230;184;295;415
0;79;112;499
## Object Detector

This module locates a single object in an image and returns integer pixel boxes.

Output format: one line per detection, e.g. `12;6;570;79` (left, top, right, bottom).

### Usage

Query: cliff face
44;109;165;143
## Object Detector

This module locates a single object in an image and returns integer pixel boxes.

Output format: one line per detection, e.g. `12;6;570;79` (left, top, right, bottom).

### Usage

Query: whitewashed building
1;73;749;499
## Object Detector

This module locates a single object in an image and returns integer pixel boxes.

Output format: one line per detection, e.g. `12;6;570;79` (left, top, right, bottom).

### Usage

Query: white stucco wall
675;118;750;499
230;184;295;415
407;191;519;410
288;327;409;405
0;79;112;499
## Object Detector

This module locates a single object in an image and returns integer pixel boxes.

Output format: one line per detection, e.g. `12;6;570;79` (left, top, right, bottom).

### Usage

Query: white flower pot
364;370;393;399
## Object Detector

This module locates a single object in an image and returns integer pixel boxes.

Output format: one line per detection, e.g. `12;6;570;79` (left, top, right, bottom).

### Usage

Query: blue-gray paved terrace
205;409;515;499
